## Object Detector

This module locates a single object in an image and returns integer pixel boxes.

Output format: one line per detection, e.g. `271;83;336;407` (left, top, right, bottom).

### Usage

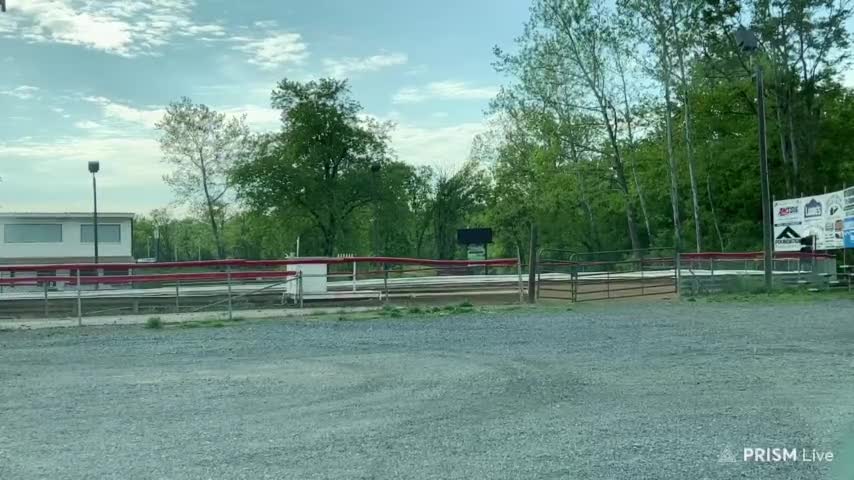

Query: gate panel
538;249;677;302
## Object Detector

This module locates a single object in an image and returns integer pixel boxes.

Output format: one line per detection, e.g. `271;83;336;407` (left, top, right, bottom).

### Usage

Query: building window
80;224;121;243
4;224;63;243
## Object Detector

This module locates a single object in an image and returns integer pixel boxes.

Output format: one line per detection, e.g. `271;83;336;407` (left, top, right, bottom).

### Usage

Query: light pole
88;161;100;264
735;26;773;291
370;163;381;255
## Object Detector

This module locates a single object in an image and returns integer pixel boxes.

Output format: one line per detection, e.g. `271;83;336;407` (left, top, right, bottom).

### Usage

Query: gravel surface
2;299;854;479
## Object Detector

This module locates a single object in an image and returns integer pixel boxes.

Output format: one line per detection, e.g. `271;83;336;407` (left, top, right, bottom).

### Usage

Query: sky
0;0;530;215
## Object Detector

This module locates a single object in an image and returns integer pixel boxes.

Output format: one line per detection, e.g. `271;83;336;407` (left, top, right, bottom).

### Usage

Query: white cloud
392;81;498;104
82;95;278;131
2;0;225;57
233;32;308;70
74;120;102;129
322;52;408;77
390;121;486;171
0;85;40;100
83;96;164;128
222;105;280;131
0;135;169;212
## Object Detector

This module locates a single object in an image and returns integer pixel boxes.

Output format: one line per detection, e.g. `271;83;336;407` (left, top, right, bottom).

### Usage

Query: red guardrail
0;270;297;287
681;252;834;261
0;256;519;273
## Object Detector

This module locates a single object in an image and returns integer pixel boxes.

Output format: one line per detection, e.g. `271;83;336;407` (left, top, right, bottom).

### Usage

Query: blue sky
0;0;529;214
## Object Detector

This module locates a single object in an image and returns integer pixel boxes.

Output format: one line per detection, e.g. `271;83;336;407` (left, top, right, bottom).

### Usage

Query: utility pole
527;223;538;303
735;26;773;291
756;63;773;291
88;161;100;264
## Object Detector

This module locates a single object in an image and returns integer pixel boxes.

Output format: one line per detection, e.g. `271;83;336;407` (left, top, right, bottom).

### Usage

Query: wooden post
175;281;180;313
527;223;538;304
516;246;524;303
76;269;82;326
383;264;389;303
640;256;645;296
226;266;233;321
43;282;49;317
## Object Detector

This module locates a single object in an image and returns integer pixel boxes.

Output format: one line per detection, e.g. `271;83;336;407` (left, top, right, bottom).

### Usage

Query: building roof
0;212;135;219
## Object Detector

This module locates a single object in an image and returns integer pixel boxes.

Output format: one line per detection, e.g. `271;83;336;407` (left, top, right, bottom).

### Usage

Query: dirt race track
2;299;854;479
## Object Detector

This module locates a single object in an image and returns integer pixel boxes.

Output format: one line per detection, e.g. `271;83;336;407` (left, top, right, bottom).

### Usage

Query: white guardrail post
298;271;304;308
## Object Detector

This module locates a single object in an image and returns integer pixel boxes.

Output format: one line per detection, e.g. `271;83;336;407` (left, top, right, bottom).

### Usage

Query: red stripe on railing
681;252;834;261
0;271;297;286
0;256;519;272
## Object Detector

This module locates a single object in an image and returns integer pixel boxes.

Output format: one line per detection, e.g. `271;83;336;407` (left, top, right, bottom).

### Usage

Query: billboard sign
845;187;854;248
774;188;853;251
845;217;854;248
773;198;803;251
819;192;844;249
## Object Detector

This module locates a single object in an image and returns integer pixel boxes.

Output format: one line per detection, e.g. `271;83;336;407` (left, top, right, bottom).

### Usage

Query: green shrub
145;317;163;329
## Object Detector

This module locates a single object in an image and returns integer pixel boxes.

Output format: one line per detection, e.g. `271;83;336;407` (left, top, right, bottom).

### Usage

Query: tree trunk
775;98;793;197
601;107;641;254
707;174;725;251
662;57;683;252
616;51;653;244
669;2;701;252
203;196;224;260
787;104;800;192
575;168;599;251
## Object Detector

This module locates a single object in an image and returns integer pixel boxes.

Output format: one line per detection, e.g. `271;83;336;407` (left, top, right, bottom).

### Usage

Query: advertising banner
773;198;803;252
821;191;845;249
773;187;852;251
845;187;854;248
845;217;854;248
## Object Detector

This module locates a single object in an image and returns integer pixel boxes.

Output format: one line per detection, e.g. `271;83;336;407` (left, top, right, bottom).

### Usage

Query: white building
0;212;134;265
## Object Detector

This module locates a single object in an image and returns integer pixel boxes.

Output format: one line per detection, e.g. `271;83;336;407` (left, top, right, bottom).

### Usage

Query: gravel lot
2;299;854;479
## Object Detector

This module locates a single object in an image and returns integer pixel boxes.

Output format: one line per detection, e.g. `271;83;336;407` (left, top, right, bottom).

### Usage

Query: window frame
3;223;64;244
80;223;122;244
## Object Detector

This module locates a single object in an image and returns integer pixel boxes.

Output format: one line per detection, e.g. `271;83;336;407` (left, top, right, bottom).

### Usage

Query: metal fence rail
537;248;678;302
0;256;525;323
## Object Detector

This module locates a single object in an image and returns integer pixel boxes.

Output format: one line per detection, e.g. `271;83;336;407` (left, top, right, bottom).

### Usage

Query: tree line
134;0;854;261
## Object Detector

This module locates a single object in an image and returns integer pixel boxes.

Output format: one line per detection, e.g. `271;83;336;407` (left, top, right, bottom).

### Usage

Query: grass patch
173;316;244;329
698;288;851;304
144;317;163;329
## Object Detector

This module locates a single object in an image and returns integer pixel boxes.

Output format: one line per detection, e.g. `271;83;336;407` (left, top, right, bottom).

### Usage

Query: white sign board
774;189;848;251
773;198;803;251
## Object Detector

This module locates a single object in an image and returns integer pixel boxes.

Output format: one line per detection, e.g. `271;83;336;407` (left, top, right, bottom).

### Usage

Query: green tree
231;78;397;256
157;98;252;259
